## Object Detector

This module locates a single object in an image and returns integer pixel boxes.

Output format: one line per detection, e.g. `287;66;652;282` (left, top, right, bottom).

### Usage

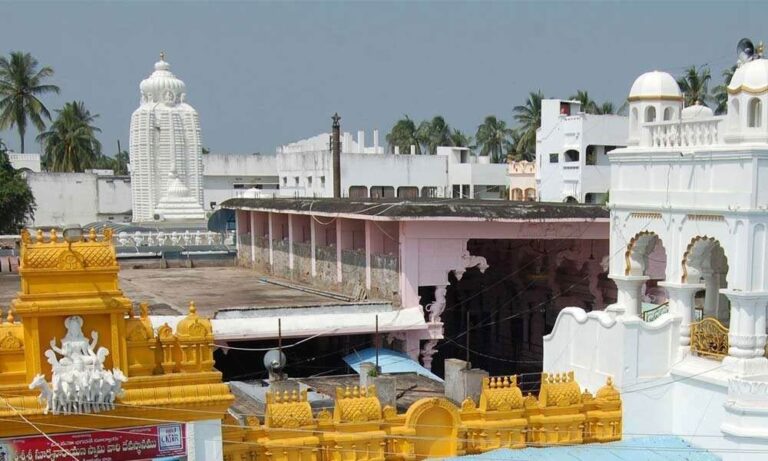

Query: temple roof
221;197;609;221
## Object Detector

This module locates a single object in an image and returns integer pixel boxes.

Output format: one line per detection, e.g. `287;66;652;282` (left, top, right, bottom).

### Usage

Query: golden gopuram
0;228;233;460
0;228;622;461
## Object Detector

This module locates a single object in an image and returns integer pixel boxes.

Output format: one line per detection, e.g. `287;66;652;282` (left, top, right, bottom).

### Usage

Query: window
585;146;597;165
525;188;536;201
397;186;419;199
631;107;639;132
564;149;579;162
307;176;313;187
663;107;674;121
748;98;762;127
320;176;326;187
645;106;656;123
282;177;287;186
294;176;300;186
560;102;571;116
421;187;438;198
549;153;559;163
349;186;368;198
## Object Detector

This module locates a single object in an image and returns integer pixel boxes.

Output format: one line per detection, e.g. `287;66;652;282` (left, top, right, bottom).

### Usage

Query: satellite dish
263;349;287;375
738;38;755;66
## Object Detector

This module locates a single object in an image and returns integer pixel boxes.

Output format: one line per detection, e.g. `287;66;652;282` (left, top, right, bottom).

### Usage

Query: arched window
631;108;639;131
663;107;674;121
645;106;656;123
748;98;762;127
730;98;740;128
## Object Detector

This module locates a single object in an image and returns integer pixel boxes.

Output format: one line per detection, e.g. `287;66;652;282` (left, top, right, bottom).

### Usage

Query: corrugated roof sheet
343;347;443;382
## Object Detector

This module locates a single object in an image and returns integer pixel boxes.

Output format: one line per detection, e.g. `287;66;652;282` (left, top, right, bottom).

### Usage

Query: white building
7;152;41;172
274;130;509;199
129;54;205;222
536;99;627;203
507;160;536;201
202;153;279;209
544;46;768;460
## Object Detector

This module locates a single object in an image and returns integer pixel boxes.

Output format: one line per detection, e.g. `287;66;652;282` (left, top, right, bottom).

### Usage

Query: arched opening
631;108;639;132
663;107;674;121
420;186;438;198
748;98;762;127
397;186;419;199
682;236;730;322
645;106;657;123
511;188;523;201
524;188;536;201
348;185;368;198
564;196;578;204
729;98;740;129
625;232;668;315
370;186;395;198
564;149;579;162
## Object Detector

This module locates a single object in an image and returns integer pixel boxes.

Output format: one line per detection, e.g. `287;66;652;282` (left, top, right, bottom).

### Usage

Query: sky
1;1;767;156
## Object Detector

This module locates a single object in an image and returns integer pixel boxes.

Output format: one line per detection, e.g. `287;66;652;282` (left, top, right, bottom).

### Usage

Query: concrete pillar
310;217;317;277
365;220;372;290
443;358;488;405
607;275;649;319
394;146;400;155
249;211;256;265
288;214;294;271
373;129;380;152
660;282;704;357
410;145;416;155
268;212;274;268
358;130;365;152
336;219;342;284
722;290;768;376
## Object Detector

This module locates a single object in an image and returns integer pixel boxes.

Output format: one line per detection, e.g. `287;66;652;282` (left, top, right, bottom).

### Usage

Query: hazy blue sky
1;1;766;155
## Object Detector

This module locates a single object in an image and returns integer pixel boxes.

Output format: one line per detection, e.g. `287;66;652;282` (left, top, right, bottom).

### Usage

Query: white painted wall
536;99;627;203
202;153;279;207
7;152;41;172
25;172;100;226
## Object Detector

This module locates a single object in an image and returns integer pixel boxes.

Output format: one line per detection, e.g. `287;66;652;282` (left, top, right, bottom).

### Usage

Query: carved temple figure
29;315;128;415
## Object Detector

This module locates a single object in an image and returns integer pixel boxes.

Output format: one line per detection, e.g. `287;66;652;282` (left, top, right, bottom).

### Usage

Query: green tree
0;139;35;233
714;64;737;115
677;65;712;107
594;102;616;115
475;115;513;163
386;116;422;155
38;101;102;172
506;128;533;162
450;128;474;151
513;90;544;158
0;52;60;153
416;116;452;155
570;90;598;113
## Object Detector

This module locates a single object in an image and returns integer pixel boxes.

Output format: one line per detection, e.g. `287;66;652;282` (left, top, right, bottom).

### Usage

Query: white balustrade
114;230;233;247
642;118;724;148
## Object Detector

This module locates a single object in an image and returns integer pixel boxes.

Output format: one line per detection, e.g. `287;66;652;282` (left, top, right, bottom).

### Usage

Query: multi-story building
536;99;627;203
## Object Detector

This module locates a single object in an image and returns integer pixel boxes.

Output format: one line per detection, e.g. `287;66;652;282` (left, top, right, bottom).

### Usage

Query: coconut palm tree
594;102;616;115
417;116;452;155
450;129;474;151
570;90;598;113
0;52;60;153
386;116;422;155
714;64;737;115
505;128;533;162
38;101;102;172
677;65;712;107
513;90;544;158
475;115;513;163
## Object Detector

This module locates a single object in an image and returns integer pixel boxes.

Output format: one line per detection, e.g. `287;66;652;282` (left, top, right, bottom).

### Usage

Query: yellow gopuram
0;228;233;443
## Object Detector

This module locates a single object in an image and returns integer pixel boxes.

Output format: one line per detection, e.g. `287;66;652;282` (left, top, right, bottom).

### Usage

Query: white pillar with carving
660;281;703;357
722;290;768;376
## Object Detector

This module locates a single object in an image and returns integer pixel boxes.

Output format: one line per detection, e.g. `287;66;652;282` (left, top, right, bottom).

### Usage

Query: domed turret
627;71;683;145
725;56;768;143
138;53;187;105
681;101;714;120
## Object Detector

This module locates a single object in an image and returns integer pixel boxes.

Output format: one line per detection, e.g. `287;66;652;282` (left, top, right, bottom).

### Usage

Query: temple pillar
288;214;294;271
722;290;768;376
659;282;703;356
249;211;256;265
607;275;649;319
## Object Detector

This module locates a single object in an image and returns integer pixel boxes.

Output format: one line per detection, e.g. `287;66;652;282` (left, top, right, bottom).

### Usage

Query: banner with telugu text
0;424;186;461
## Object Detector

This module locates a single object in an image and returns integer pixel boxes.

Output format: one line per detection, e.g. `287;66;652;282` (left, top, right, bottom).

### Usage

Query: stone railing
115;230;234;247
641;302;669;322
642;118;724;148
690;317;729;360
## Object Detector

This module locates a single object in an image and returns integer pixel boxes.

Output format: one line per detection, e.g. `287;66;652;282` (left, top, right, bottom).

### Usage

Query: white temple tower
129;54;205;222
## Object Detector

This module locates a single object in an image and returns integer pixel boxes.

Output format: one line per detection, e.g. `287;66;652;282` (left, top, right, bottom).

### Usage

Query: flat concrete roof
0;268;345;317
221;197;608;221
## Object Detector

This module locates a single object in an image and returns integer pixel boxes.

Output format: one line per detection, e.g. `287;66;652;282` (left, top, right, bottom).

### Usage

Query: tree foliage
386;116;422;155
677;65;712;107
513;90;544;158
38;101;102;172
714;65;737;115
475;115;512;163
0;51;59;153
0;139;35;233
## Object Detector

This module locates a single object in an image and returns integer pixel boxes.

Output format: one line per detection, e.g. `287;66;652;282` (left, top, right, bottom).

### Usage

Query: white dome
139;55;187;105
628;71;682;101
728;58;768;95
681;102;714;120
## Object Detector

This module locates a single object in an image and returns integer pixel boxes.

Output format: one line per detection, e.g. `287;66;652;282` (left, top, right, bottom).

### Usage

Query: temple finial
160;51;166;61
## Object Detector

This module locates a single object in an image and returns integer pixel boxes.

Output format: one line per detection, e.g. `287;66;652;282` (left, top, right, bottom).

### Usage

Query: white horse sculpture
28;373;52;414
